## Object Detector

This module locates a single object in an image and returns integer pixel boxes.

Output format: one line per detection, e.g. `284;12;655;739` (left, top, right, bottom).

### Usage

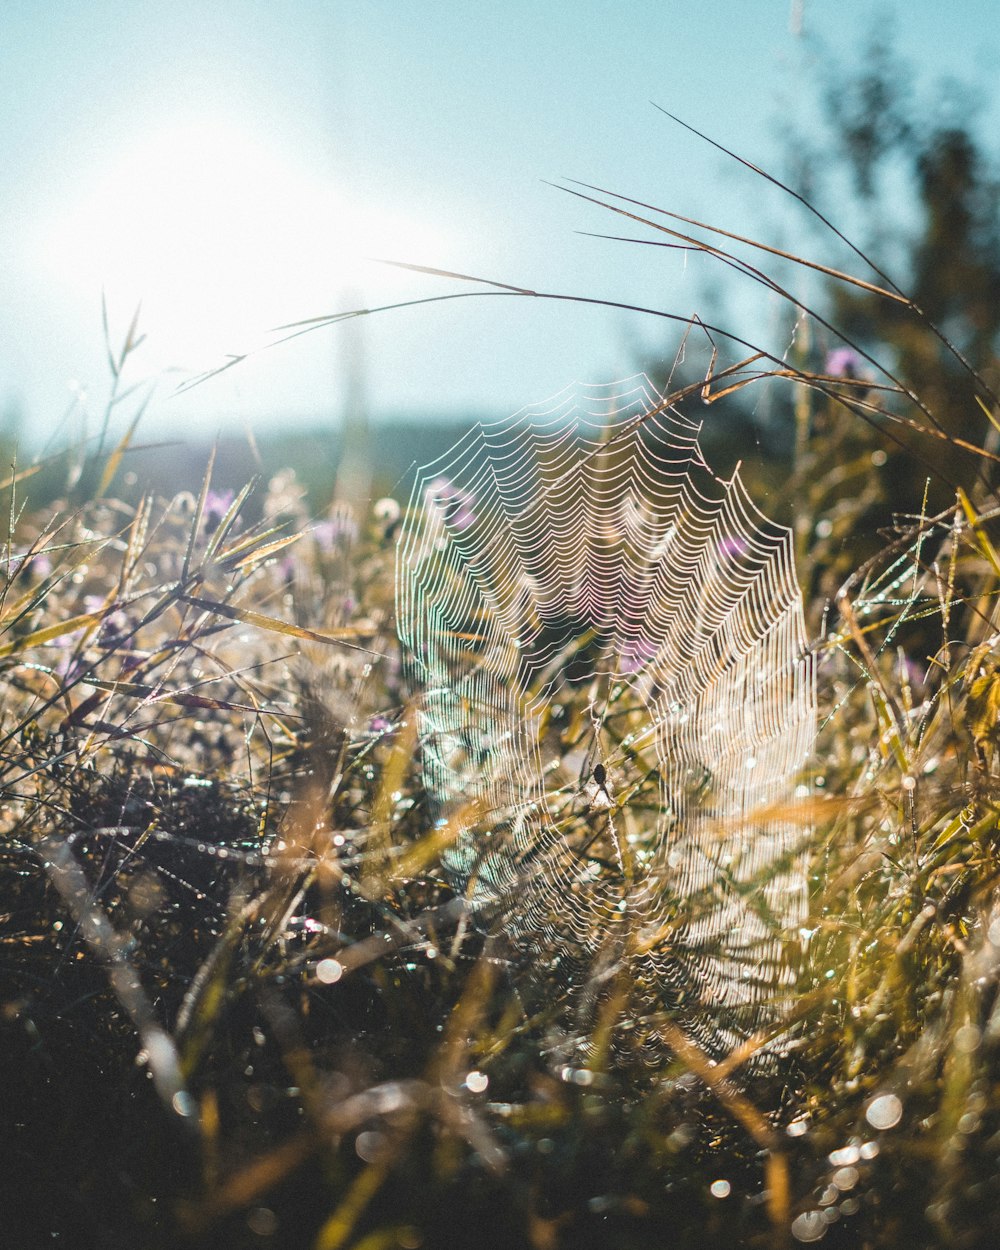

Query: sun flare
45;118;442;371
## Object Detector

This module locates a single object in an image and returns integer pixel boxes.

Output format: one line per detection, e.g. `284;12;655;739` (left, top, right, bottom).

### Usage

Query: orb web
396;376;815;1057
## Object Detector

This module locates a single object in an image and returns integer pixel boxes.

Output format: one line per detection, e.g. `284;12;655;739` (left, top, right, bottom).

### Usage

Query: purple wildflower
311;520;337;551
313;505;359;553
824;346;873;401
277;552;297;585
825;347;864;379
84;596;133;647
900;656;929;694
426;476;476;532
202;489;235;534
719;535;748;562
4;550;54;582
52;645;89;684
619;636;658;675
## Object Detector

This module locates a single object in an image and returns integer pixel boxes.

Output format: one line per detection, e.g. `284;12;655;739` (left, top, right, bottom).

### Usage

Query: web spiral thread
396;376;815;1057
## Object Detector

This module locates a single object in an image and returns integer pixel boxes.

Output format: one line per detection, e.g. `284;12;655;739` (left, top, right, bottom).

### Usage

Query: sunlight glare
45;118;443;372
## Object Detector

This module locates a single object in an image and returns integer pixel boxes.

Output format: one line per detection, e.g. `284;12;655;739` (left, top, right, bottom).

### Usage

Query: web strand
396;376;816;1059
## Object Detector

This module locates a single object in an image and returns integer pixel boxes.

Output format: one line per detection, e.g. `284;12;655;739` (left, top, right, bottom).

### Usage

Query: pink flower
202;489;235;534
619;636;658;674
718;535;748;562
4;551;53;581
825;347;864;379
425;476;476;531
313;510;359;552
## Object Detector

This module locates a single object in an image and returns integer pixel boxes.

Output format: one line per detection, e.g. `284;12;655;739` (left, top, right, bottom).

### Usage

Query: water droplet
246;1207;278;1236
171;1090;197;1118
832;1166;859;1191
355;1129;384;1162
791;1210;827;1242
710;1179;731;1198
865;1093;903;1130
465;1070;489;1093
316;958;343;984
954;1024;981;1054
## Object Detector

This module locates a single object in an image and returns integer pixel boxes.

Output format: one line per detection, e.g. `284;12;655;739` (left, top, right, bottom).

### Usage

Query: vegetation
6;47;1000;1250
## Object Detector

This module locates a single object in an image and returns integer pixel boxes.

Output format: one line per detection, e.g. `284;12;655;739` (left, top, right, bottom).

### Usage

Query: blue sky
3;1;998;444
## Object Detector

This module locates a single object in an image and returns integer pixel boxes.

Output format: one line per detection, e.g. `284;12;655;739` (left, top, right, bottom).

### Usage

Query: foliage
4;362;1000;1249
7;55;1000;1250
807;33;1000;522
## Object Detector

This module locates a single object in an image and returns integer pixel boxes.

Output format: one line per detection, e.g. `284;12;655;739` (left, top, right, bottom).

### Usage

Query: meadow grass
5;175;1000;1249
2;400;999;1250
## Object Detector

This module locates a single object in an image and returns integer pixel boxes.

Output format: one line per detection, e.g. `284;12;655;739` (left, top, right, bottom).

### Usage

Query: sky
3;0;999;447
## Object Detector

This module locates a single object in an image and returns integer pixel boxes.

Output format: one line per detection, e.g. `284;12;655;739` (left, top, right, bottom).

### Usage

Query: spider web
396;375;816;1057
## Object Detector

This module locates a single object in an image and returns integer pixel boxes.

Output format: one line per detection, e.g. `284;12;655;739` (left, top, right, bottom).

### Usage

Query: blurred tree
777;34;1000;612
638;34;1000;622
816;35;1000;502
656;36;1000;591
